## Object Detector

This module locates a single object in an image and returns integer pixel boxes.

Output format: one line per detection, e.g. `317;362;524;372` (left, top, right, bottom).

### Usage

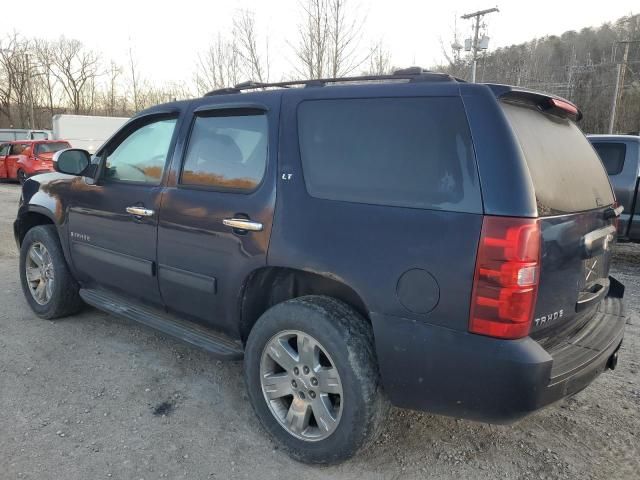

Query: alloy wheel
260;330;343;441
25;242;55;305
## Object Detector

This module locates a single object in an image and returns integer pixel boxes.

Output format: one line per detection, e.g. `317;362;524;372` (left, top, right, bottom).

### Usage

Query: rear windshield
297;97;481;213
35;142;70;155
502;102;614;215
591;142;626;175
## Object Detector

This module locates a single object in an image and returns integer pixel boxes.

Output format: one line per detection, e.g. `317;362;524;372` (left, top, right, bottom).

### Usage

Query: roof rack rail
204;67;461;96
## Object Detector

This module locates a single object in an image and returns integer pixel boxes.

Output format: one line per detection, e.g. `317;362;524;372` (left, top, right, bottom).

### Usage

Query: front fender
14;173;77;263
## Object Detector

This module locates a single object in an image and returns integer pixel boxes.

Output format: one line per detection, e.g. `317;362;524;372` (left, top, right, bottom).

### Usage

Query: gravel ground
0;182;638;480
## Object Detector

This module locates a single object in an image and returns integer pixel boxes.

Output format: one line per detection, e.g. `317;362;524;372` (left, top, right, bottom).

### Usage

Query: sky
2;0;637;86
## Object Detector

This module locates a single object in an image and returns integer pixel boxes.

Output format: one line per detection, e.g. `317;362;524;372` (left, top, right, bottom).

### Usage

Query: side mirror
53;148;91;176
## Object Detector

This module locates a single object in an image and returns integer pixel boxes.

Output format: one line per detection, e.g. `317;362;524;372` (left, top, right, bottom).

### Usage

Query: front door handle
126;206;155;217
223;218;263;232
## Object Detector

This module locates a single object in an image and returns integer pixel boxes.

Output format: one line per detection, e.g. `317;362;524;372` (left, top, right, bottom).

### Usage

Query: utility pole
609;40;639;133
461;7;499;83
25;53;35;130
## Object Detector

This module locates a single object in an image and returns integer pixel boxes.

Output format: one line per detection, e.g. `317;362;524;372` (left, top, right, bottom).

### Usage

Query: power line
609;39;640;133
460;7;499;83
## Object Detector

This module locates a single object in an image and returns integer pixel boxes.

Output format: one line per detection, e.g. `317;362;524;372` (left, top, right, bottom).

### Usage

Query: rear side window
35;142;71;155
180;111;268;192
591;142;626;175
297;97;481;213
502;102;614;215
10;143;29;155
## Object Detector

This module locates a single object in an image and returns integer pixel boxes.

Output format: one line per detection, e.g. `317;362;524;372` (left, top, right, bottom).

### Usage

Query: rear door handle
223;218;263;232
126;206;155;217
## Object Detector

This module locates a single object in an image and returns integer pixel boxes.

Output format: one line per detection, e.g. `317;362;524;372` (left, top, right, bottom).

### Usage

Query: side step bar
80;289;243;360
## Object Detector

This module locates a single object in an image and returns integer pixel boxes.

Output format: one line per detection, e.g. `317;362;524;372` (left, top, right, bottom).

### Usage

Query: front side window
297;97;481;212
180;111;268;192
10;143;29;155
592;142;626;176
104;118;177;184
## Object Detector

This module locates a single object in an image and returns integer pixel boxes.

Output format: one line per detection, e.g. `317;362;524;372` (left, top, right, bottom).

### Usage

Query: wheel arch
239;266;370;343
15;207;56;247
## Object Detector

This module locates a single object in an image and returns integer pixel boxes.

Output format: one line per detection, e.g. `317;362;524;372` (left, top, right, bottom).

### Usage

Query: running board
79;289;243;360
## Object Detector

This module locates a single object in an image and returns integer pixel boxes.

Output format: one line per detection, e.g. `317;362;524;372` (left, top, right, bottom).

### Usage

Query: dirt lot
0;182;638;480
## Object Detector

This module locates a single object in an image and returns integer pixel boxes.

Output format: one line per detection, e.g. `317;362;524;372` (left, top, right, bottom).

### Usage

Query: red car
0;140;71;184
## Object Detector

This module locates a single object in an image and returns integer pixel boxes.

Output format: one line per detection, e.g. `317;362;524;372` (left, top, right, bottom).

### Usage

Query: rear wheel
244;295;388;464
17;169;27;184
19;225;83;319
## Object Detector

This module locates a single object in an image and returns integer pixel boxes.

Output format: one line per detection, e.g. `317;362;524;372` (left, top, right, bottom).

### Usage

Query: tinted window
592;142;626;175
10;143;29;155
501;102;614;215
297;97;480;212
104;118;177;184
181;112;268;191
35;142;71;155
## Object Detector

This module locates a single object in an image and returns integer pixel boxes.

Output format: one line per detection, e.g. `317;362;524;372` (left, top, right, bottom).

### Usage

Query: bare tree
294;0;365;79
233;9;269;83
294;0;330;78
50;37;101;114
0;33;33;127
327;0;364;77
128;45;142;112
194;33;240;93
367;41;392;75
106;60;122;116
33;38;60;120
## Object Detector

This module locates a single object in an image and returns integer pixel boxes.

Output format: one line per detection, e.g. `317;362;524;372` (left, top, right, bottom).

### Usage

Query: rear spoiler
486;84;583;122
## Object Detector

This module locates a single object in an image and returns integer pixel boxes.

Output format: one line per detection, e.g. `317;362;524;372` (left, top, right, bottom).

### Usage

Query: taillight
548;97;579;116
469;216;541;339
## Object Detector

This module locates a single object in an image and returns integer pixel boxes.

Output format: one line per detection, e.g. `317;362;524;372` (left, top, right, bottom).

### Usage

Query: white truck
52;114;129;153
0;129;52;141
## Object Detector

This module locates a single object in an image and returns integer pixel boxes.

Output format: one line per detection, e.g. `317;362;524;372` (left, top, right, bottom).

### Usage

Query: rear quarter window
591;142;626;175
297;97;481;213
501;102;614;215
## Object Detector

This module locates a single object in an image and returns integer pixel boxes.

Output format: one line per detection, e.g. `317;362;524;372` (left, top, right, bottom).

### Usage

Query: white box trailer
52;114;129;153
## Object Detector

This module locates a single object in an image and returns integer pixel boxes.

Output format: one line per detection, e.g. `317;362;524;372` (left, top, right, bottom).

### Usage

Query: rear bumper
372;296;626;423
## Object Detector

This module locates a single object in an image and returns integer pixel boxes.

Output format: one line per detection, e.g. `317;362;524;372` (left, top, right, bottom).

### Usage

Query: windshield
35;142;71;155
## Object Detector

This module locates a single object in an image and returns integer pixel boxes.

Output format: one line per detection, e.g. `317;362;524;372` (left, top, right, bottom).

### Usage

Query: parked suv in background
0;140;71;183
589;135;640;242
14;69;626;464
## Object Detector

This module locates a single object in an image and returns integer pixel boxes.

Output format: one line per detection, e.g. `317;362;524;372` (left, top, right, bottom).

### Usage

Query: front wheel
244;295;388;464
17;169;27;184
19;225;83;319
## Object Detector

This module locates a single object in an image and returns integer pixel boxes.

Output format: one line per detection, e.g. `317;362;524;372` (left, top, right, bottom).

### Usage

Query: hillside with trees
440;13;640;133
0;4;638;134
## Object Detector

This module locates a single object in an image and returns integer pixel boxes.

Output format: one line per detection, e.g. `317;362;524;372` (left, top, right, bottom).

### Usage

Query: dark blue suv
14;69;626;464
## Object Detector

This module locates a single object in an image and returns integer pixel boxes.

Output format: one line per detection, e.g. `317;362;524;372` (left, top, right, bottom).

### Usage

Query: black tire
19;225;83;319
244;295;388;464
17;169;27;185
